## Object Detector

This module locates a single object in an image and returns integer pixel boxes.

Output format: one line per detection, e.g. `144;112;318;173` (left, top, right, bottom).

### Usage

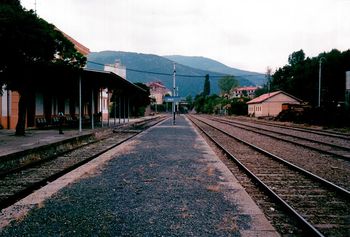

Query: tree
270;48;350;126
288;49;305;66
193;94;205;113
218;76;238;95
203;74;210;96
254;86;268;97
0;1;86;135
266;67;272;93
185;95;193;110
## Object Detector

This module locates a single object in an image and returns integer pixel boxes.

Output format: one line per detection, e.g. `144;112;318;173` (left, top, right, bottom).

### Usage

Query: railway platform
0;115;278;236
0;117;154;158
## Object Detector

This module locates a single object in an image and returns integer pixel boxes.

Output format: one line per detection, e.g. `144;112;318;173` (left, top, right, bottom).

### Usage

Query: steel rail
213;117;350;151
207;116;350;161
188;115;325;237
230;117;350;139
192;115;350;197
0;116;168;211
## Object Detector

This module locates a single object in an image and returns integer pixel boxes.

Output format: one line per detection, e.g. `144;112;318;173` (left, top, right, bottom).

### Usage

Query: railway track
0;116;167;211
207;116;350;160
197;115;350;191
189;115;350;237
231;117;350;140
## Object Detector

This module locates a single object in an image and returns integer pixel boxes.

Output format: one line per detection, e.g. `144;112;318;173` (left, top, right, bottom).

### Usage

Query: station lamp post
172;63;176;125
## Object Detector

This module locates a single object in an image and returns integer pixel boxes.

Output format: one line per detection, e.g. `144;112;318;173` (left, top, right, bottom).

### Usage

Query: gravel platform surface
0;115;277;236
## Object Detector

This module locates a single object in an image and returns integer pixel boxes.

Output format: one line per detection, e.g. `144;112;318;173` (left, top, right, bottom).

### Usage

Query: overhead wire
87;60;263;79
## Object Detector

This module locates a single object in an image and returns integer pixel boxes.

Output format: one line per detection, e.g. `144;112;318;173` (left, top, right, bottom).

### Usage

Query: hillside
87;51;254;97
164;55;266;86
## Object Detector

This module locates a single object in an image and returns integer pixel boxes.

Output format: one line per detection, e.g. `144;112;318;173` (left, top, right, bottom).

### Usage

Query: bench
35;116;47;128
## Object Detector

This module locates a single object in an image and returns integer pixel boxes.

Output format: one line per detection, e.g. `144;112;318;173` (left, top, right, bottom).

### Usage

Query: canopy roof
82;68;147;96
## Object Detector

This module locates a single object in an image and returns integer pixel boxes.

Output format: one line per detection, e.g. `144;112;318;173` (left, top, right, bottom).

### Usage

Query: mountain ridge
163;55;266;86
87;51;259;97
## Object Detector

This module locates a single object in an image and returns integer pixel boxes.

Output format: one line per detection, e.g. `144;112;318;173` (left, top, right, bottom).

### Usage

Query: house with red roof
146;81;171;105
230;86;259;99
247;91;302;117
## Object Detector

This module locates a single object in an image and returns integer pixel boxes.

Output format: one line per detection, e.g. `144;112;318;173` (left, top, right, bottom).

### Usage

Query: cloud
20;0;350;72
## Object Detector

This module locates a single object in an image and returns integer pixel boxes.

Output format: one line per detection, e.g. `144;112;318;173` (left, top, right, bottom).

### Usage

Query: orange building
146;81;171;105
0;32;90;130
0;32;146;130
0;90;19;129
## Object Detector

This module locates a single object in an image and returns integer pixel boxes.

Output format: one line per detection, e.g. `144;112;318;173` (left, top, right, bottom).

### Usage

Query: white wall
1;89;9;116
249;93;300;117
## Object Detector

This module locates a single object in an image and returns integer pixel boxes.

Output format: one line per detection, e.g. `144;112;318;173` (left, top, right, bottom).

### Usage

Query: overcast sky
21;0;350;73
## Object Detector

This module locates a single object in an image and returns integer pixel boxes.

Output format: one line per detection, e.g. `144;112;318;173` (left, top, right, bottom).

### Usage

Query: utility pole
318;57;326;107
172;63;176;125
346;71;350;111
266;67;272;116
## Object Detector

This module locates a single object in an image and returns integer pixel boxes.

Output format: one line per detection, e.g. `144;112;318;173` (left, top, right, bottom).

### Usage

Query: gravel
1;116;247;236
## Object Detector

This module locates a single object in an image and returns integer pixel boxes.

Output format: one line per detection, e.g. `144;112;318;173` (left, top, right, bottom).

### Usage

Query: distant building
104;60;127;79
230;86;259;99
102;60;127;119
146;81;171;105
247;91;302;117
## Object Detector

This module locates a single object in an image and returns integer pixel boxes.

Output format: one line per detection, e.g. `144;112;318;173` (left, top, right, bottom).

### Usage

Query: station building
247;91;302;117
0;33;147;131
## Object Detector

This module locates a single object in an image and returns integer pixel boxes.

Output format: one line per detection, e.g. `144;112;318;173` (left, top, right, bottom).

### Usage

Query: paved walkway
0;115;278;236
0;117;151;158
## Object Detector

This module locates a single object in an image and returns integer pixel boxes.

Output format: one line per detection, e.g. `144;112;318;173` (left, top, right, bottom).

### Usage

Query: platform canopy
6;63;148;99
82;68;147;97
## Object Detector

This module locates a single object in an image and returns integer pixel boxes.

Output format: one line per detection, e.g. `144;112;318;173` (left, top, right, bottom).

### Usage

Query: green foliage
229;98;249;115
193;94;205;113
268;48;350;127
270;49;350;109
254;86;268;97
0;1;86;135
203;74;210;96
185;95;193;110
276;106;350;127
218;76;238;94
0;2;86;91
193;93;248;116
288;49;305;66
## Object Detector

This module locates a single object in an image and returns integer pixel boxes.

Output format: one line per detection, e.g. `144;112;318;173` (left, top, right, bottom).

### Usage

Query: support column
123;96;126;123
119;96;121;124
172;63;176;125
127;97;130;123
107;90;110;127
7;89;10;129
100;89;103;127
114;92;116;126
91;89;94;129
79;75;82;133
